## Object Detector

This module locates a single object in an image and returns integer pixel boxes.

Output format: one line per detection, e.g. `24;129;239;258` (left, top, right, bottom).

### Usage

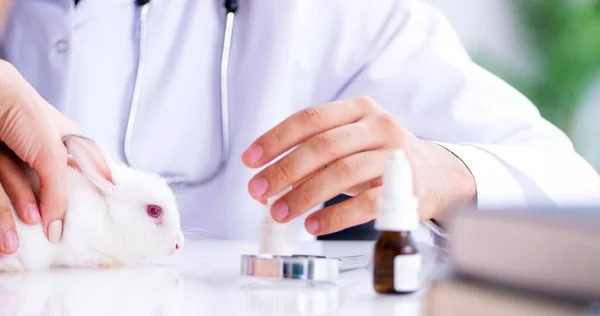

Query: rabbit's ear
63;135;115;195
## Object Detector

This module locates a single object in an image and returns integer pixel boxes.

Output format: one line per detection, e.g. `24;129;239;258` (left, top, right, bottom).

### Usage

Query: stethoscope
123;0;238;191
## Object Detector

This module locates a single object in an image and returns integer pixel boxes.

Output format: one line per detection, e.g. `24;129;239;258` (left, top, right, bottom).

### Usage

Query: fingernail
305;218;320;234
271;200;289;221
27;204;40;223
1;231;18;253
243;145;263;166
48;220;63;243
249;178;269;199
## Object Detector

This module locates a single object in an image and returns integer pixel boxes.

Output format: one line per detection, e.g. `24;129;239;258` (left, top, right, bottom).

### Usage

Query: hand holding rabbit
0;135;184;272
0;60;85;254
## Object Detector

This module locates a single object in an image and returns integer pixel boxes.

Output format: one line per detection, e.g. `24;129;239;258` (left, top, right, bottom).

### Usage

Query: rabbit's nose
169;243;180;255
172;232;184;252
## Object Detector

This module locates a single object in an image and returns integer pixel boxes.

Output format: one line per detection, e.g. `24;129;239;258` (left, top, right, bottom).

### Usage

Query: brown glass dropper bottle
372;149;421;294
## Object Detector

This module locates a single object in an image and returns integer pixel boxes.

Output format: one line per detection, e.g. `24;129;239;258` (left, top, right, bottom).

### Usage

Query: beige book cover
444;206;600;301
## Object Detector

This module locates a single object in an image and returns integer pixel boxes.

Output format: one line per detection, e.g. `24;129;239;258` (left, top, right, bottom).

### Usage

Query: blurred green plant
475;0;600;133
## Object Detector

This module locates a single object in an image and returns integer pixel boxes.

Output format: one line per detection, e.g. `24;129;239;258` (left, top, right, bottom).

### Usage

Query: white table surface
0;239;449;316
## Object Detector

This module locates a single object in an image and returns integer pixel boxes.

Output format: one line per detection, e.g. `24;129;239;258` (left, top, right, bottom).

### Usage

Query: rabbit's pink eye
146;204;163;219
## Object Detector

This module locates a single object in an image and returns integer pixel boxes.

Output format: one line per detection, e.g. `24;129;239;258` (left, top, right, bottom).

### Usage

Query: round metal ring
240;254;340;283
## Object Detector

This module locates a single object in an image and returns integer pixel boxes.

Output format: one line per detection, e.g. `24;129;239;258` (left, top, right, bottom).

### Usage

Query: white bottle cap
374;149;419;232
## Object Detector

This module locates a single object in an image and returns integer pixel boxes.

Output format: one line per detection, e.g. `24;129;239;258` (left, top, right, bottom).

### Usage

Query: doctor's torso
0;0;433;240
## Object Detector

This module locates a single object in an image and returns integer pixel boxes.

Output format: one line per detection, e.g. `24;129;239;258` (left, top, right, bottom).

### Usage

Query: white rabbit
0;135;185;272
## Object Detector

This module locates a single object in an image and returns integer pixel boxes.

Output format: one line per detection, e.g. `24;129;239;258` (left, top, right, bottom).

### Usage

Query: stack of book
423;205;600;315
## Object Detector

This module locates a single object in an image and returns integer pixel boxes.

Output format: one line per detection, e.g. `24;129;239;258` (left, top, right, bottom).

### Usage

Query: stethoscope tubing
123;0;236;192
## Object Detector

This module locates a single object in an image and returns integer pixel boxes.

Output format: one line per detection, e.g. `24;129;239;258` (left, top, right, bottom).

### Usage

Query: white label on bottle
394;253;421;292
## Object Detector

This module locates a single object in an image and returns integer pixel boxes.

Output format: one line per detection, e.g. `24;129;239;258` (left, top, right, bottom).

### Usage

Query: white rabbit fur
0;136;185;272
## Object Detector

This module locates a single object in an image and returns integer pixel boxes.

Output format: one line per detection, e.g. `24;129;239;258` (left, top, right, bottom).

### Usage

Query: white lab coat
1;0;599;241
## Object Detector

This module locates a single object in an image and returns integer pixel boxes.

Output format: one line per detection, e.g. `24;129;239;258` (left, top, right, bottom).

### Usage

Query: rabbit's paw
92;257;118;268
0;256;24;273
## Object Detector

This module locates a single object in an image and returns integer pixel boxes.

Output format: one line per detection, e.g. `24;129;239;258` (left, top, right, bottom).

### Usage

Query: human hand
242;97;477;236
0;60;82;254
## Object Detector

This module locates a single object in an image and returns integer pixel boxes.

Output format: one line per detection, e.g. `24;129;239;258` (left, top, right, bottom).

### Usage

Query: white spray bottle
373;149;421;294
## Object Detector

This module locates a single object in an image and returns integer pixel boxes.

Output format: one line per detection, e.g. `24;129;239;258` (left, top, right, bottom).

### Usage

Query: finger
30;140;67;243
0;152;40;225
0;185;18;254
291;165;326;189
247;118;385;200
241;97;382;168
304;186;382;236
270;150;388;223
343;177;382;196
255;167;323;205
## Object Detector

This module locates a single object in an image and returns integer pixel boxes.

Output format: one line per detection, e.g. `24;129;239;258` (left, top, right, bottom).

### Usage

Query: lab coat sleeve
329;0;600;209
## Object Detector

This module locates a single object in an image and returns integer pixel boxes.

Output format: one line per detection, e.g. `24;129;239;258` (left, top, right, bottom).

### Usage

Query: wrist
428;141;477;221
452;152;478;205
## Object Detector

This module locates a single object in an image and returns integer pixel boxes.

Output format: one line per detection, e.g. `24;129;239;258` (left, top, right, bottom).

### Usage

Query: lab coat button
54;39;69;53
